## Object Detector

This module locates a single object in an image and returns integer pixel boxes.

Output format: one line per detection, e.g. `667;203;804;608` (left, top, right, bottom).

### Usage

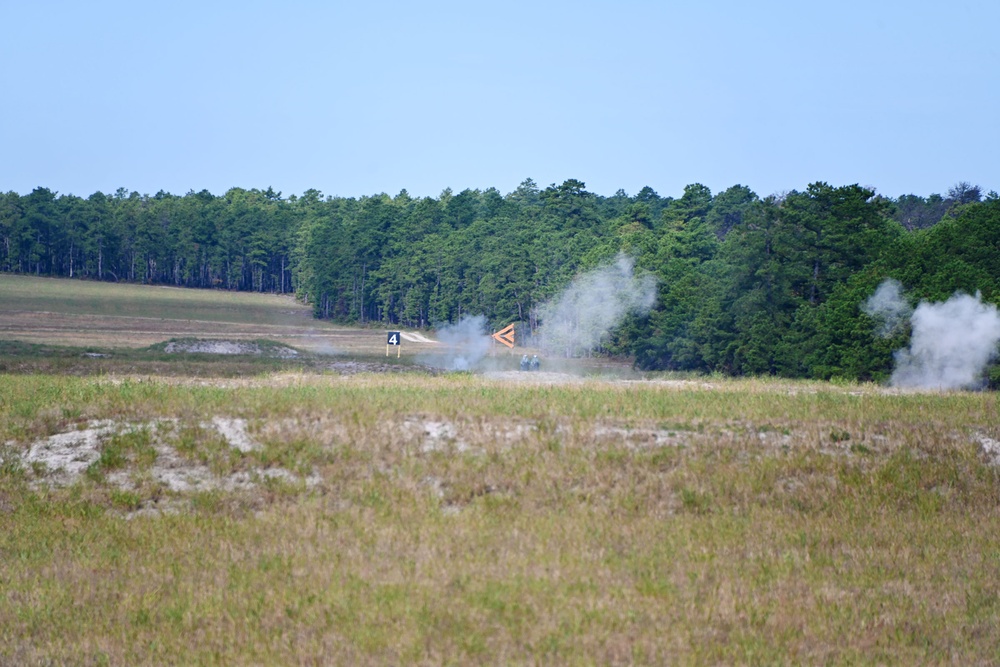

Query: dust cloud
421;315;492;371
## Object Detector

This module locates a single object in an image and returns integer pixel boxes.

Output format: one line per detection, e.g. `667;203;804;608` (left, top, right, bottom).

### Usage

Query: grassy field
0;274;406;355
1;275;1000;665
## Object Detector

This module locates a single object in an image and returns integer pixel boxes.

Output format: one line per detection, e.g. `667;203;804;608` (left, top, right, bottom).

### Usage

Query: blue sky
2;0;997;201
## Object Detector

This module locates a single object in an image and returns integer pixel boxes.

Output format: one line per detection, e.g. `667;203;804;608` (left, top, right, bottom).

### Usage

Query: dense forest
2;180;998;383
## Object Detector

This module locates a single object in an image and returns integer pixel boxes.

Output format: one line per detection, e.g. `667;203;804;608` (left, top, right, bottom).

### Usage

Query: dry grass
2;275;999;664
2;373;1000;664
0;274;417;355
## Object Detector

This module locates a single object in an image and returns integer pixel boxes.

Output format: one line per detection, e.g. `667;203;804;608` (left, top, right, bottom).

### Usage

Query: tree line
1;179;997;382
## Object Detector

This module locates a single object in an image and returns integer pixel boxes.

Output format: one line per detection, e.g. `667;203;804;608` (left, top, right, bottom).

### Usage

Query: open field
0;274;421;355
2;275;1000;664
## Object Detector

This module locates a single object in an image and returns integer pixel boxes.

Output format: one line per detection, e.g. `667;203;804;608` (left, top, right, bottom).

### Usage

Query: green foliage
3;180;998;384
633;183;918;378
897;198;1000;302
86;428;156;482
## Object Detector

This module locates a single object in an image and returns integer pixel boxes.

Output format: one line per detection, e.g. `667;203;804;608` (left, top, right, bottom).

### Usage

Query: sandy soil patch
976;433;1000;465
23;420;116;485
22;418;319;502
211;417;257;452
401;331;437;344
164;340;299;357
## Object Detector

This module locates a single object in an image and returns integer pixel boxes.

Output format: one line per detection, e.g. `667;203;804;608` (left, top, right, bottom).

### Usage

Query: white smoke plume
892;293;1000;390
536;254;657;357
865;279;1000;390
862;278;912;337
420;315;492;371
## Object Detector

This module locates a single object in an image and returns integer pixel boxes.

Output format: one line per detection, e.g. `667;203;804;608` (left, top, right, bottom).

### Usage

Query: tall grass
2;372;1000;663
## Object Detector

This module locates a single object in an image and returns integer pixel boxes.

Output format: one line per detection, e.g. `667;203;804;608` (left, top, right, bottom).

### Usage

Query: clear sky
2;0;997;201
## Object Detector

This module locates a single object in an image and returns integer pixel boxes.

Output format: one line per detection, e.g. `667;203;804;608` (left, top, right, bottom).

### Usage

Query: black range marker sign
386;331;401;357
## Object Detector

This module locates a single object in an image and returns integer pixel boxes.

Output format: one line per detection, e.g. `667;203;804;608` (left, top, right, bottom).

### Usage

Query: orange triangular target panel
492;323;515;348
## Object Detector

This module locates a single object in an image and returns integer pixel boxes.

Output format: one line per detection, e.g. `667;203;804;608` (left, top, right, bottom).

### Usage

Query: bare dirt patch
976;433;1000;465
21;418;320;514
401;331;437;344
23;420;114;485
163;340;298;357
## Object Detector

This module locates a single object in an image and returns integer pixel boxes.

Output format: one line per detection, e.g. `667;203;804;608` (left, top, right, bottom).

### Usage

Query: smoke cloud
862;278;912;337
420;315;492;371
865;279;1000;390
536;254;657;357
